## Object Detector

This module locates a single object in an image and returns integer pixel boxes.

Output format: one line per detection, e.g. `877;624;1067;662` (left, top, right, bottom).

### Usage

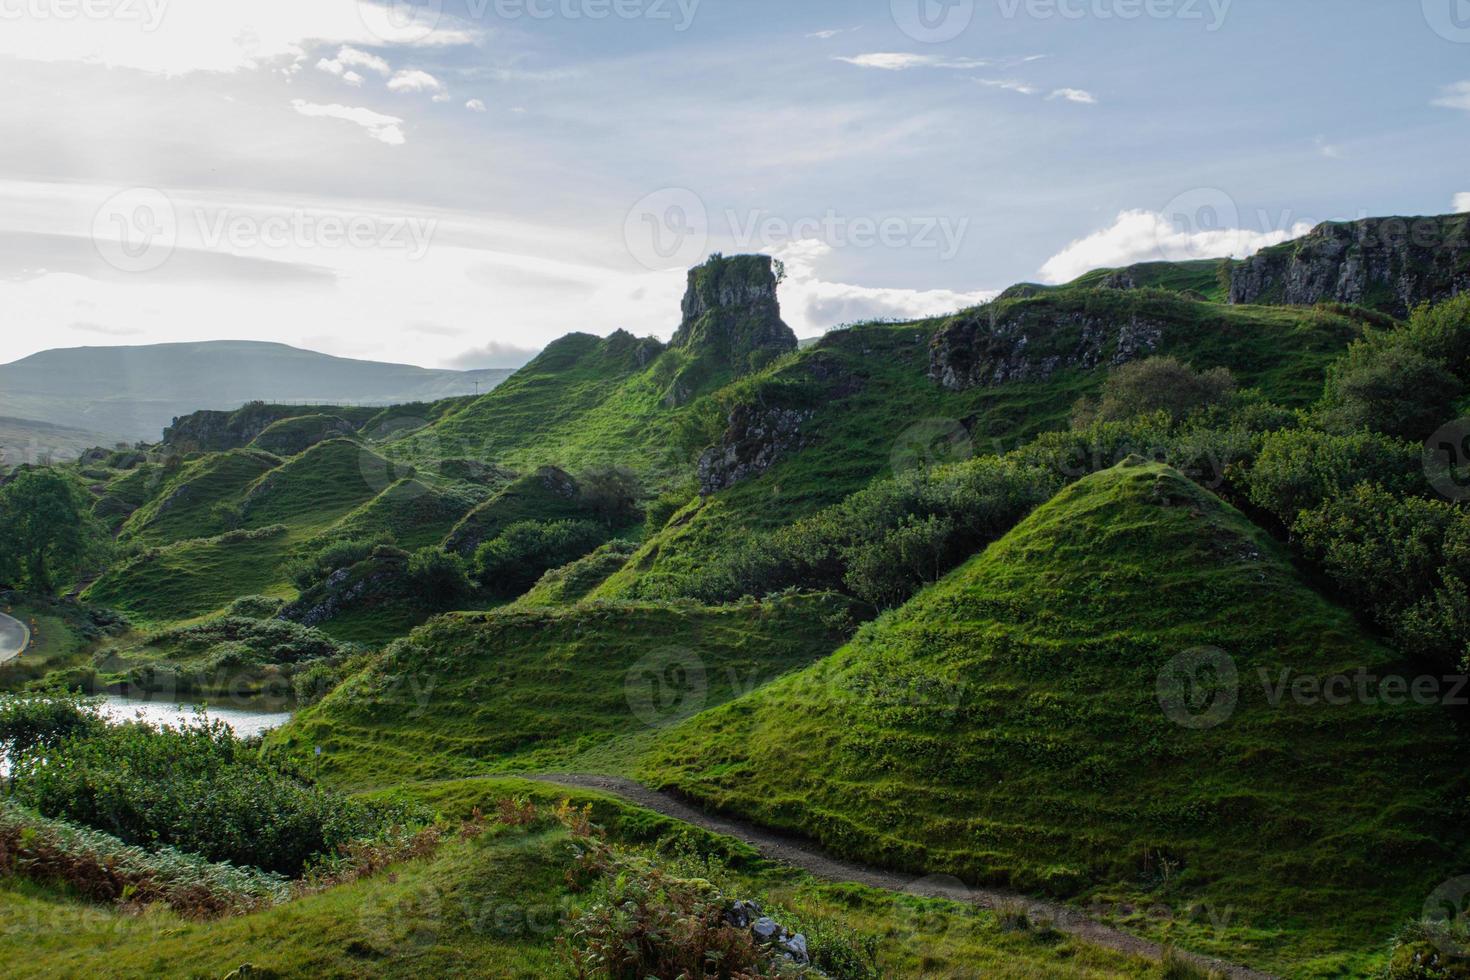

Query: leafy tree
1403;293;1470;380
0;468;106;594
1318;337;1462;440
406;547;473;606
1073;356;1236;426
579;466;644;525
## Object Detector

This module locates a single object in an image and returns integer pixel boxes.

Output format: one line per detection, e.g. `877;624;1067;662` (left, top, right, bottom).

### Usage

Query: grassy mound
248;413;353;457
639;461;1469;975
270;594;853;789
442;465;594;555
120;450;280;544
314;478;483;551
84;527;294;625
239;439;387;533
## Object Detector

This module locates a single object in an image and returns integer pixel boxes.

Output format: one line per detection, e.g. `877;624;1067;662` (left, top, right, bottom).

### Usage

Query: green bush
1073;356;1237;425
283;534;394;591
405;547;472;606
474;520;608;595
1319;336;1463;440
0;694;103;756
1404;293;1470;379
8;718;382;876
1246;428;1422;527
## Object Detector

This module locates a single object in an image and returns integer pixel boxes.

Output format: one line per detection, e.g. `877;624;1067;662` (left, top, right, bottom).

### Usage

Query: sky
1;0;1467;370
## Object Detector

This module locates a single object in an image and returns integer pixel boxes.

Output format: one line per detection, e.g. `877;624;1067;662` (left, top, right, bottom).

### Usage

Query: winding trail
528;774;1276;980
0;611;29;666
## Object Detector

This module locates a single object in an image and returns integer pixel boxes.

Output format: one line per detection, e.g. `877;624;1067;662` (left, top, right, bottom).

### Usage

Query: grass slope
313;478;484;551
239;438;388;534
120;449;280;544
271;594;853;790
639;460;1468;976
83;527;295;626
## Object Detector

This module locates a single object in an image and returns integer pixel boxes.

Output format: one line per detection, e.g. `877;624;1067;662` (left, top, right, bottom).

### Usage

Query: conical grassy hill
639;459;1470;976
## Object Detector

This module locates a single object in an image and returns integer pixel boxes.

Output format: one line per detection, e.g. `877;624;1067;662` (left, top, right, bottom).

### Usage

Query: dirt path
528;774;1276;980
0;611;29;666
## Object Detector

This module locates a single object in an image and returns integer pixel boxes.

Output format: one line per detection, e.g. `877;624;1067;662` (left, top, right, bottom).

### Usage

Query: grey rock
751;916;783;943
697;404;812;495
780;933;810;965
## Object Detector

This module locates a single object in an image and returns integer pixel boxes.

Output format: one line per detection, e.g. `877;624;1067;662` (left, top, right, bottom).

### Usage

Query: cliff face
1228;215;1470;317
666;255;797;404
928;305;1164;391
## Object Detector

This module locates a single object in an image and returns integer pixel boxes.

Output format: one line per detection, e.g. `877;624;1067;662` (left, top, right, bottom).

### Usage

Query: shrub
1073;356;1236;426
283;534;394;591
1404;293;1470;380
1245;428;1422;527
474;520;608;595
225;595;285;619
578;465;643;525
405;547;473;606
1319;337;1463;440
0;694;103;756
8;718;381;877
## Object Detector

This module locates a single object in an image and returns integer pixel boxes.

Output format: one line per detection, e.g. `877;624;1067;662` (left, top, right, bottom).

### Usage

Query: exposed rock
697;403;812;495
666;255;798;402
163;402;364;454
780;934;810;965
281;547;410;627
751;917;783;943
1228;215;1470;317
928;307;1164;391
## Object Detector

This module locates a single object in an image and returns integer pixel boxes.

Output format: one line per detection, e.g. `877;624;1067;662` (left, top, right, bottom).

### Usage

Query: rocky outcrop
163;402;363;454
928;307;1164;391
1228;215;1470;317
697;402;812;495
667;255;797;391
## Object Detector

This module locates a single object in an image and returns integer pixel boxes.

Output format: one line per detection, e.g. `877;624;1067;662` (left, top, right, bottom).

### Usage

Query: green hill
270;593;852;789
238;439;389;533
638;460;1469;976
119;449;281;544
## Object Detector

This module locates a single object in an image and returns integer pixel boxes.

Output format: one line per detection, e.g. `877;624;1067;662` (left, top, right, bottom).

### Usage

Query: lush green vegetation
0;468;108;594
640;461;1469;976
270;594;854;788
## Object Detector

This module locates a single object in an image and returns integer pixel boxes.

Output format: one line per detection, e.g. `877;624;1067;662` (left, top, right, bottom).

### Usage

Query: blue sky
0;0;1466;368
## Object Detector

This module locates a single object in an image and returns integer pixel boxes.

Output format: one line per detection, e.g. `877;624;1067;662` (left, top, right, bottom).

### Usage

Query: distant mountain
0;341;516;450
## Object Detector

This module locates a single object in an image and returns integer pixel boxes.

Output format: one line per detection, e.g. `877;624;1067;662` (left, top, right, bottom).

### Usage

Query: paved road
529;774;1277;980
0;611;29;665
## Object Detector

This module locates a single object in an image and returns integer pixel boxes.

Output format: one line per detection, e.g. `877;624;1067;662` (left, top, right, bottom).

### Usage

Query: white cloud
807;27;860;39
388;69;450;102
1315;136;1343;159
466;99;487;113
1455;193;1470;214
317;46;392;83
289;99;405;145
835;53;990;71
0;0;476;76
1047;88;1097;104
1432;81;1470;112
774;240;997;335
1038;210;1311;284
975;78;1039;96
